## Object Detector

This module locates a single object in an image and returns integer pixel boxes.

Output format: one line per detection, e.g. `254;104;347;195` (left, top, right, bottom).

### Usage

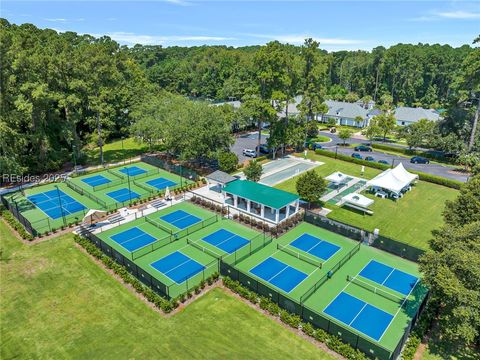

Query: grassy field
0;220;335;360
83;137;162;166
275;152;458;250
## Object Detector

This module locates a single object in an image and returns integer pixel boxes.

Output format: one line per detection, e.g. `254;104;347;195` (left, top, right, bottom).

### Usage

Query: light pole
335;146;338;159
55;185;67;227
125;167;132;204
121;136;125;165
72;145;77;174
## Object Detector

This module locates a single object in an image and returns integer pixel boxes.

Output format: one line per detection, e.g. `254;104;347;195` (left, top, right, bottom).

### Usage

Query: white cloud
104;32;236;45
163;0;192;6
435;10;480;19
44;18;84;23
246;33;364;46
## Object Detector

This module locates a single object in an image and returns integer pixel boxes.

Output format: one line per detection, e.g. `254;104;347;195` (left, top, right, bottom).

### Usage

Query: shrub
302;322;315;337
218;151;239;173
74;235;177;313
0;209;34;240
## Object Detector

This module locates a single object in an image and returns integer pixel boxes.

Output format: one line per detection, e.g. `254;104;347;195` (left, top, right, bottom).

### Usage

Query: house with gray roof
393;107;440;126
321;100;376;128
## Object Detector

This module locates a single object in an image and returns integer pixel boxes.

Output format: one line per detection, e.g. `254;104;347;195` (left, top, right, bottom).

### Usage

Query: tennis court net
145;216;172;234
107;168;126;180
187;238;223;259
277;243;323;268
347;275;405;304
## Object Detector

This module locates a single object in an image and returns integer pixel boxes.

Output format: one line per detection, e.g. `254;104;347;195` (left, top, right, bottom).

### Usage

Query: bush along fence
314;149;462;190
78;222;220;300
223;277;367;360
304;210;425;262
0;205;34;241
141;154;200;181
74;234;178;313
187;191;304;238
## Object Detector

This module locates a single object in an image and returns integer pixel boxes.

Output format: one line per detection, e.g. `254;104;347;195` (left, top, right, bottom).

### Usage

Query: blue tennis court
250;257;307;293
290;233;341;261
106;188;141;203
146;177;177;190
119;166;147;177
324;292;394;341
151;251;205;284
160;210;201;229
27;189;86;219
202;229;249;254
359;260;419;296
110;227;157;252
81;175;111;187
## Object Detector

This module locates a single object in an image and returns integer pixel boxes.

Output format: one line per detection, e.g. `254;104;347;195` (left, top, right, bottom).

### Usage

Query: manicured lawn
275;152;458;250
84;137;162;166
0;221;334;360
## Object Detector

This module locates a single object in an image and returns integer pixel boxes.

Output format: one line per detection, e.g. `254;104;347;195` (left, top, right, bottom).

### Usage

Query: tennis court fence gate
303;210;425;262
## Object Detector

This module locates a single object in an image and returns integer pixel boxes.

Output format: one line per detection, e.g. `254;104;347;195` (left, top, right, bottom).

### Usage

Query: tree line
1;19;478;176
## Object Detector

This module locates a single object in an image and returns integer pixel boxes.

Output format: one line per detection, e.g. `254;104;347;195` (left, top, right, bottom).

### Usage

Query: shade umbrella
83;209;108;225
165;186;171;200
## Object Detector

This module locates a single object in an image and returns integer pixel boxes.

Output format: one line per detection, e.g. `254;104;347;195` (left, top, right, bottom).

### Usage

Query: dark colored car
378;160;389;165
351;152;363;160
410;156;430;164
256;144;271;154
365;156;375;162
354;145;373;152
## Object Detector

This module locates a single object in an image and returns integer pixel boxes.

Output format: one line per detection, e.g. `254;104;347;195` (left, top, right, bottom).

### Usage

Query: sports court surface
110;227;158;252
201;229;250;254
230;221;428;356
151;251;205;284
27;189;86;219
81;174;111;188
106;188;141;203
259;157;320;186
119;166;147;177
145;177;177;190
160;210;202;229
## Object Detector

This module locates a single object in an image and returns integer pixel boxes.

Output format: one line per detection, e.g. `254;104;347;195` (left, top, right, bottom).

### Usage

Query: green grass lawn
275;152;458;250
84;137;162;166
0;221;334;360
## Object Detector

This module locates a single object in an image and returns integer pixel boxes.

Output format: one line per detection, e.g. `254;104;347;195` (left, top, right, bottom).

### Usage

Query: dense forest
1;19;478;175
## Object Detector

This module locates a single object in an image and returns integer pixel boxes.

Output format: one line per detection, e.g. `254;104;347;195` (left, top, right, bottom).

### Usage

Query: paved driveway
231;131;268;162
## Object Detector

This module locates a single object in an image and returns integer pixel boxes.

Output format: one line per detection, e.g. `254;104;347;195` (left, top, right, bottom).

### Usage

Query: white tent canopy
325;171;349;185
342;193;374;208
366;163;418;194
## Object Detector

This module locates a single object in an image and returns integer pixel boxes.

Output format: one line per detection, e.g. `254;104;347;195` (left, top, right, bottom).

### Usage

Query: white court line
348;303;368;325
381;268;396;285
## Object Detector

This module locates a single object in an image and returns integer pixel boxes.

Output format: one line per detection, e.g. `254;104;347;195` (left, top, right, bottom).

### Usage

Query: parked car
365;156;375;162
410;156;429;164
378;160;389;165
242;149;257;158
354;145;373;152
351;152;363;160
256;144;271;154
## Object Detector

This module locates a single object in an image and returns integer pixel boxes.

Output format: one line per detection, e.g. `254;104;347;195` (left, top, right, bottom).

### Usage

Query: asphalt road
319;132;468;182
231;131;468;182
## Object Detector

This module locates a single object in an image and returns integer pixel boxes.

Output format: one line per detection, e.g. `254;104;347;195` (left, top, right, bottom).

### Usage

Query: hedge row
74;235;178;313
314;149;462;190
371;143;455;163
0;207;34;241
223;277;368;360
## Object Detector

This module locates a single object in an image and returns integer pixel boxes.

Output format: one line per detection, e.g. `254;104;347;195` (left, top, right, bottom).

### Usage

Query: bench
343;202;374;215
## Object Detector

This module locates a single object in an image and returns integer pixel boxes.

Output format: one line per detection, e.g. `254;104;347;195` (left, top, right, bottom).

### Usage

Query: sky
1;1;479;51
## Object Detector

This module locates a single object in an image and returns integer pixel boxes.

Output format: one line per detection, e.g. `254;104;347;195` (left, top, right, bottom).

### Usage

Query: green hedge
371;143;458;164
314;149;462;190
223;277;368;360
0;207;34;241
74;235;178;313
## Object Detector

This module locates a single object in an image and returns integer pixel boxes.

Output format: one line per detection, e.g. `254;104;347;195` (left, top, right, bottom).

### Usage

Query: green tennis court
230;222;428;357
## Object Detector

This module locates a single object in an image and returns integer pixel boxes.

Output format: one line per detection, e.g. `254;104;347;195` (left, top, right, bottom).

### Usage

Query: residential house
393;107;441;126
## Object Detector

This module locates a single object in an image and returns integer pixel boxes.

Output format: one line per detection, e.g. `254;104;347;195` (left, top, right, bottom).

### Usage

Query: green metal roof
223;180;299;209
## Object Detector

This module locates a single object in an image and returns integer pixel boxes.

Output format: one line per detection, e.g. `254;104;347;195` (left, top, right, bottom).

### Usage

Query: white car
242;149;257;158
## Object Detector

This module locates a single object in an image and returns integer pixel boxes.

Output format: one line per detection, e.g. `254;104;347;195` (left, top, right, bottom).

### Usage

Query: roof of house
394;107;440;123
276;95;303;117
325;100;369;120
223;179;299;209
206;170;237;184
212;100;242;109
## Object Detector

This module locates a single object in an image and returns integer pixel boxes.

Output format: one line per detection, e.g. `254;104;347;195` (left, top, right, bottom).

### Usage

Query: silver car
242;149;257;158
